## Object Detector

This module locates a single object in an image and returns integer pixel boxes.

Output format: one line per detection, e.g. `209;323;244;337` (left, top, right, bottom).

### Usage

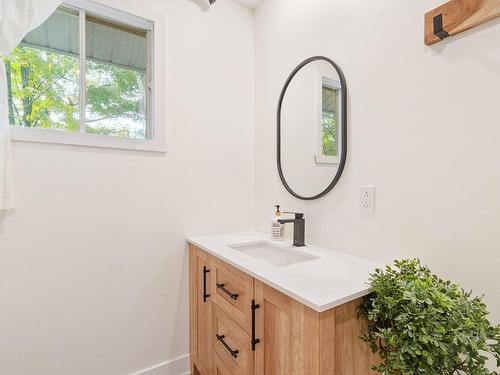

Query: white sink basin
229;241;318;267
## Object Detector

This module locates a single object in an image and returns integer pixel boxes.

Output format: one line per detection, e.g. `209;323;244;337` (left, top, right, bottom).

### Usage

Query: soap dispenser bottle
271;205;284;241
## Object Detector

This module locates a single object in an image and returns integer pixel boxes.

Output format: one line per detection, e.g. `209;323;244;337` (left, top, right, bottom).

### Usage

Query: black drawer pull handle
216;283;239;300
216;334;239;359
251;299;260;351
202;267;210;302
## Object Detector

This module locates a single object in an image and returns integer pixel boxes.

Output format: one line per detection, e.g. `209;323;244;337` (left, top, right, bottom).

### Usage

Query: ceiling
233;0;266;9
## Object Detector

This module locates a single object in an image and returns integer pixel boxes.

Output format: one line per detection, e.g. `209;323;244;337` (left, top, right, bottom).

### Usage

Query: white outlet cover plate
360;186;375;213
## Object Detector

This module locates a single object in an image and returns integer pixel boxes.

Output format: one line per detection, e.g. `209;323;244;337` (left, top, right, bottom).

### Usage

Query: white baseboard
131;354;190;375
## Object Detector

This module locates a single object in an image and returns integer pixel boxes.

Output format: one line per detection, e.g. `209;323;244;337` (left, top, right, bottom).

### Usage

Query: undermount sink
229;241;318;267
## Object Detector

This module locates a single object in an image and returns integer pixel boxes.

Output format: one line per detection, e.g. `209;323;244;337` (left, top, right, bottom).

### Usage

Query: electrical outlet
360;186;375;213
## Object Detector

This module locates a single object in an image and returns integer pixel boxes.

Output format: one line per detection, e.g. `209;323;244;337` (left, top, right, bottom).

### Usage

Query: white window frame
9;0;167;153
315;76;342;165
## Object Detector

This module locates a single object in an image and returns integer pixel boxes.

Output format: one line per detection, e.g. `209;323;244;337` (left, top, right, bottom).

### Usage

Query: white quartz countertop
187;231;383;312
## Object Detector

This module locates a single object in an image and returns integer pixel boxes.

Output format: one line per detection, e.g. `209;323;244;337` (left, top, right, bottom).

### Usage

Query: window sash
63;0;154;31
9;0;154;140
69;2;154;139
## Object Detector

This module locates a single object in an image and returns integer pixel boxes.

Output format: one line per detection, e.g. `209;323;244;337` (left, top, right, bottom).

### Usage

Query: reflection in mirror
278;57;346;200
318;77;341;164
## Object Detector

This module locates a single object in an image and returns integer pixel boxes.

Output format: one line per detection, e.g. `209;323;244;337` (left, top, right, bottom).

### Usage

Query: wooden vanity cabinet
189;244;378;375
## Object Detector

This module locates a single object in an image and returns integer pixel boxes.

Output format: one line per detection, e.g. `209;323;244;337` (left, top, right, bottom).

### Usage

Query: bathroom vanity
188;232;382;375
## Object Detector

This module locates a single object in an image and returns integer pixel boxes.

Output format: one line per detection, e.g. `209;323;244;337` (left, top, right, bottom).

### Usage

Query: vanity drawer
213;351;233;375
212;257;254;333
213;304;254;375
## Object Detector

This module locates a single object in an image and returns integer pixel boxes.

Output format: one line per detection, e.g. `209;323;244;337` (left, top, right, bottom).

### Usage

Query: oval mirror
277;56;347;200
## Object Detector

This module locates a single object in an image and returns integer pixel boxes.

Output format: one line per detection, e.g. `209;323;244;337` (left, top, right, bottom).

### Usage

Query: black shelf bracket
433;13;449;40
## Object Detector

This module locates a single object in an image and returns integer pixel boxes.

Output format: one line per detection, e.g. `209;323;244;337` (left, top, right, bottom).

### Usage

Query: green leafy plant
360;259;500;375
3;45;145;138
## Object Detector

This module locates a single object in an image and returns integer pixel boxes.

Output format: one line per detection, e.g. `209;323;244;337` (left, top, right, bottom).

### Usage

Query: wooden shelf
425;0;500;45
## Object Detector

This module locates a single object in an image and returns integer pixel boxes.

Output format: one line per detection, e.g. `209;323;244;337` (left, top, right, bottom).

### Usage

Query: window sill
10;126;167;153
314;154;340;165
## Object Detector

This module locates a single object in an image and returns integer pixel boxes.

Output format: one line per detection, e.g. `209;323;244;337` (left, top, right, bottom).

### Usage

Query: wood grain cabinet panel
254;280;320;375
333;300;379;375
214;351;237;375
213;304;254;375
254;280;378;375
189;245;213;375
212;257;254;334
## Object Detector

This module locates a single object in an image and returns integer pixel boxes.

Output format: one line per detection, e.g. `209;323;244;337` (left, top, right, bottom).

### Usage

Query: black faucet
278;212;305;247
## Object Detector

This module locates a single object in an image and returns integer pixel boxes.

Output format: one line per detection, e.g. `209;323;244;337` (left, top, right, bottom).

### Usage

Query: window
3;0;165;152
315;77;341;164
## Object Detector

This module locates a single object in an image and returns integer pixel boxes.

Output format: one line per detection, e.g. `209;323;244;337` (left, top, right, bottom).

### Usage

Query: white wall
0;0;254;374
254;0;500;328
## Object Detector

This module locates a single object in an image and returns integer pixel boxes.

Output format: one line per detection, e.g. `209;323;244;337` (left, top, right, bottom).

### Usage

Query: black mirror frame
277;56;348;201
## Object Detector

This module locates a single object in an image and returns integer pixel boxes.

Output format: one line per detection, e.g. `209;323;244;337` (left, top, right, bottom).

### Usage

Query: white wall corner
131;355;190;375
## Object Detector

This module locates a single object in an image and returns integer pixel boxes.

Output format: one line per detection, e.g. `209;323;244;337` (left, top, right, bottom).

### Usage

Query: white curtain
0;0;62;210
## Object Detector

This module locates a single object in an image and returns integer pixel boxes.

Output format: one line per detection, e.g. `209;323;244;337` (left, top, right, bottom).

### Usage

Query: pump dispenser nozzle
274;205;282;218
271;205;284;241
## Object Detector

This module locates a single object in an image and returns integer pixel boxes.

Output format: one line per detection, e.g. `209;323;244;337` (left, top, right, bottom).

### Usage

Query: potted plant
360;259;500;375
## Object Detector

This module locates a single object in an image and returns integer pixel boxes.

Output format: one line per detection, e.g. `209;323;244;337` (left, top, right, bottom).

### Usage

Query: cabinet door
254;280;320;375
189;245;213;374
